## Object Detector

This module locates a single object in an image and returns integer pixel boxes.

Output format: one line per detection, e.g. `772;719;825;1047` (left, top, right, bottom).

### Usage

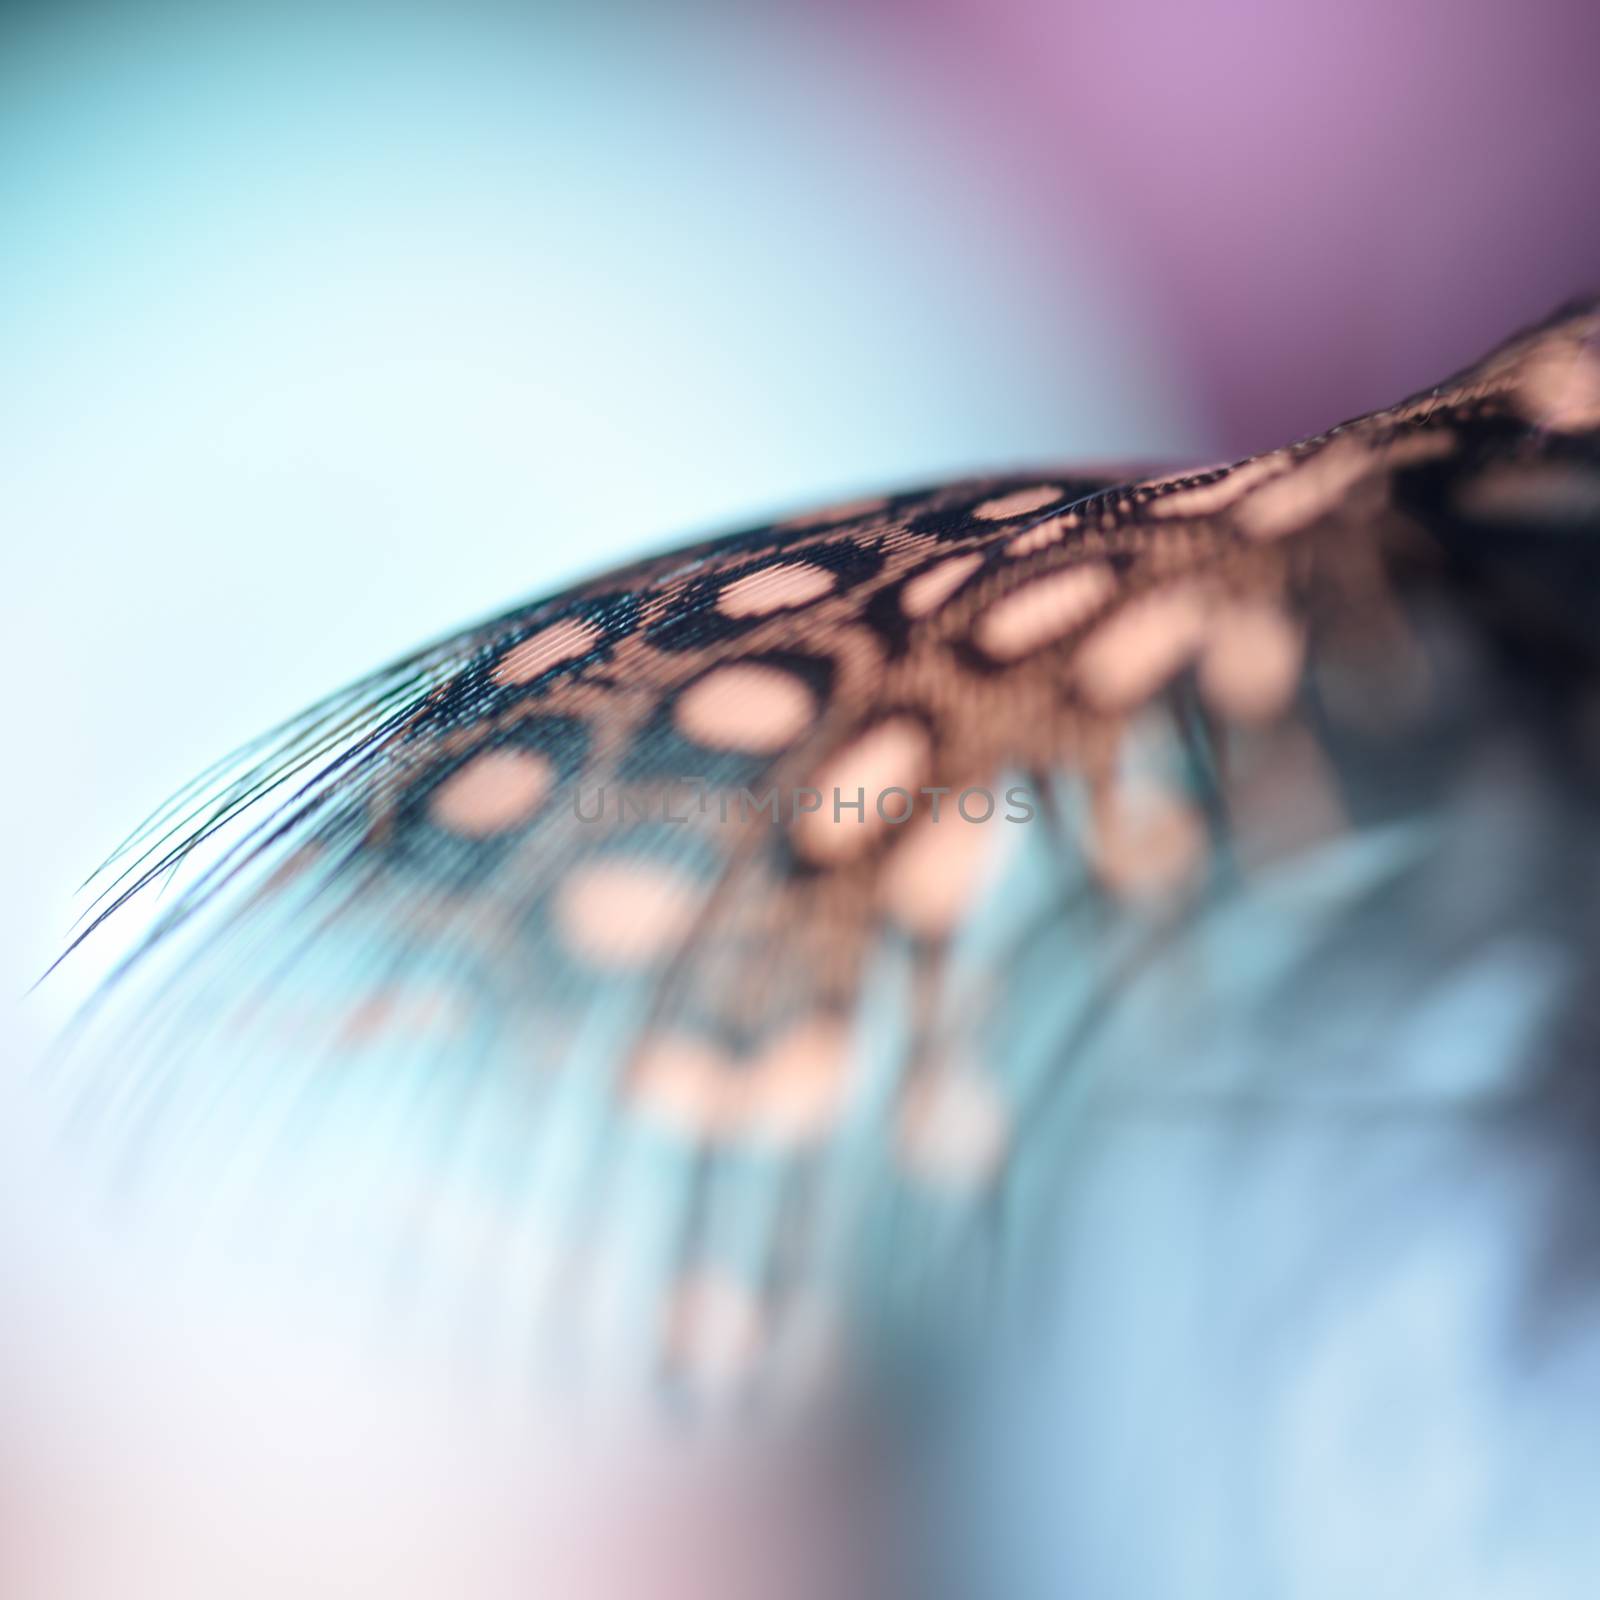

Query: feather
53;298;1600;1409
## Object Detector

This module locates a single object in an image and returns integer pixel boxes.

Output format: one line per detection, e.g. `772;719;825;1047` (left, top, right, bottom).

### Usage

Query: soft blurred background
2;0;1597;1594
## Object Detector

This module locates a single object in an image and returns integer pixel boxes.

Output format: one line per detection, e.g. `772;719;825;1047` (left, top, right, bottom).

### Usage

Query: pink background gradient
858;0;1600;449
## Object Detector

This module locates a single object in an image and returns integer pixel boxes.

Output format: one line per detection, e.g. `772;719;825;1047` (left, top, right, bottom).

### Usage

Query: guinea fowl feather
52;298;1600;1408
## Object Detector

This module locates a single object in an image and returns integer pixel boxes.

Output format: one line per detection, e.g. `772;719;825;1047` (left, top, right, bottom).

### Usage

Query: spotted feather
56;298;1600;1407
